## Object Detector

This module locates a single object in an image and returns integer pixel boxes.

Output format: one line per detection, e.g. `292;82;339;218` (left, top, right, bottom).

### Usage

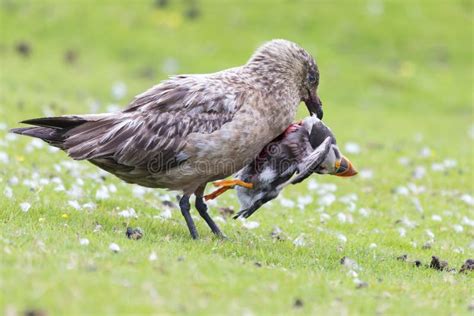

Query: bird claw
233;208;251;219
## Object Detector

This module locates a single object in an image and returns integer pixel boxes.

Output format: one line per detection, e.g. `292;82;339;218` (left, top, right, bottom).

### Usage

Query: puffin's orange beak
335;156;358;177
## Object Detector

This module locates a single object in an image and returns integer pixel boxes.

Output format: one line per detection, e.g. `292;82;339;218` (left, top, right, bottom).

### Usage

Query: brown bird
11;39;323;239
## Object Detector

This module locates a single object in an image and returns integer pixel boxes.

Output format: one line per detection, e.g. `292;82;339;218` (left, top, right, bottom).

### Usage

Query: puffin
205;115;357;219
11;39;324;239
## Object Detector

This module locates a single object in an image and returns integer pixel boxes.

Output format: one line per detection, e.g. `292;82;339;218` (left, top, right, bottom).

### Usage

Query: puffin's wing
290;137;332;184
63;75;244;171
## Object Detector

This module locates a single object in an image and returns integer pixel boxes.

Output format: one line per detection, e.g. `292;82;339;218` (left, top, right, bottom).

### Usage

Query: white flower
319;194;336;207
95;186;110;200
336;233;347;243
214;216;225;224
293;234;306;247
359;169;373;179
395;186;409;195
111;82;127;100
51;177;62;185
425;229;435;240
317;183;337;194
443;210;453;217
162;57;179;74
346;202;357;212
109;243;120;253
460;194;474;206
398;227;406;237
358;208;369;217
280;197;295;208
54;184;65;192
67;185;83;199
297;195;313;206
339;193;358;204
108;184;117;193
5;133;17;142
20;202;31;213
462;217;474;227
412;166;426;179
132;186;147;198
443;159;457;168
307;179;319;190
30;138;44;149
242;221;260;230
401;216;417;228
320;213;331;222
369;243;377;249
366;0;384;16
431;163;445;172
39;178;50;186
93;224;103;233
398;157;410;166
79;238;90;246
468;124;474;139
411;197;423;213
149;251;158;261
414;133;424;142
9;176;19;185
106;104;121;113
453;225;463;233
419;147;432;158
407;183;426;195
82;202;96;210
431;215;442;222
157;209;172;220
118;208;137;218
0;151;9;164
4;186;13;199
68;200;81;210
337;213;347;223
344;142;361;154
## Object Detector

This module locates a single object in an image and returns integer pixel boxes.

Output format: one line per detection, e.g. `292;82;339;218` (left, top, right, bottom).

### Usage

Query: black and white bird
206;115;357;219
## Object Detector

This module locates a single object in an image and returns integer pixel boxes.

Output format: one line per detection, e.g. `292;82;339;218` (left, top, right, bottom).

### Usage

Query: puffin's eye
308;72;316;84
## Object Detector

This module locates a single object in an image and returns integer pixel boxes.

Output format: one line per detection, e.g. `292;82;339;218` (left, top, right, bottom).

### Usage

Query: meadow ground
0;1;473;315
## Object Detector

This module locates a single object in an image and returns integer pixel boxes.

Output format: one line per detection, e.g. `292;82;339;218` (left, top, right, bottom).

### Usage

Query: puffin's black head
304;116;357;177
307;116;335;149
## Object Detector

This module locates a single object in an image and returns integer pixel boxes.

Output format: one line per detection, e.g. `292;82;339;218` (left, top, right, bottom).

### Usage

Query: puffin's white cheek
318;156;333;174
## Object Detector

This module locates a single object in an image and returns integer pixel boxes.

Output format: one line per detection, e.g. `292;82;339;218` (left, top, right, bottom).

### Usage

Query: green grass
0;0;473;315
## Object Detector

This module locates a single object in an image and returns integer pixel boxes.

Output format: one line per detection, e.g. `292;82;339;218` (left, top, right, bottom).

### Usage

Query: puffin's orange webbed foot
204;179;253;201
212;179;254;189
204;186;231;201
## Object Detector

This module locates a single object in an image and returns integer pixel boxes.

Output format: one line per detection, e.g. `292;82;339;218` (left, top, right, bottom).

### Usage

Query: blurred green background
0;1;473;315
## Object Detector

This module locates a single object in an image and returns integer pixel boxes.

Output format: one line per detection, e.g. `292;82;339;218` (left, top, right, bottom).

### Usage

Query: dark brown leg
179;195;199;239
195;185;225;238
